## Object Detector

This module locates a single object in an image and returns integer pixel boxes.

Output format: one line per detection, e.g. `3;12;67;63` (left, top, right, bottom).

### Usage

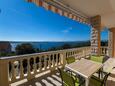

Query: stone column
108;28;115;57
90;15;101;56
91;28;101;55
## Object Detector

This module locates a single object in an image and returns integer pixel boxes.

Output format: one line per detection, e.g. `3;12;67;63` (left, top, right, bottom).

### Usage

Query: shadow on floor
106;76;115;86
16;71;62;86
11;71;115;86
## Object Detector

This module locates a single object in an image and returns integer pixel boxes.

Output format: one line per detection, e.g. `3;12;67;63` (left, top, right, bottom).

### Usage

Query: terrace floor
11;70;62;86
11;69;115;86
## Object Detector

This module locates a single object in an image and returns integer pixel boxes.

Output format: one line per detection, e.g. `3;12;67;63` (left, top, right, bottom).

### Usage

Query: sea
10;41;90;51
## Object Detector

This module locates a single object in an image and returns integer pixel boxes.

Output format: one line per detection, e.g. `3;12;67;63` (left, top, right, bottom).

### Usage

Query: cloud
62;27;73;33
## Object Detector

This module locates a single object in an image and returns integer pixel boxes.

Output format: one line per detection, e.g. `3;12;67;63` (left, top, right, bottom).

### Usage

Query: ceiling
59;0;115;28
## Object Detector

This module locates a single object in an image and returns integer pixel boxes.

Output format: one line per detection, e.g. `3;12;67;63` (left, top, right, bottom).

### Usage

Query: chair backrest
90;56;103;63
58;68;75;86
66;56;75;64
101;73;110;86
102;55;110;63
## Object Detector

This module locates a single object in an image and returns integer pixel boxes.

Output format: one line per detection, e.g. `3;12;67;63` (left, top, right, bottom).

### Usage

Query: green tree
0;52;16;57
101;41;108;46
0;52;7;57
74;41;90;48
15;43;36;55
47;47;58;51
61;44;71;49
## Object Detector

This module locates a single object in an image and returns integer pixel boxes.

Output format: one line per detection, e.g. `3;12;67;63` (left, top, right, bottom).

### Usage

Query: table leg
85;78;89;86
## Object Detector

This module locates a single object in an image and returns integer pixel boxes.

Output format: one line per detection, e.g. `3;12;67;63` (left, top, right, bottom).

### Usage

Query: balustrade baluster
44;55;47;70
102;48;103;55
55;54;58;66
104;48;106;54
104;48;105;54
20;60;24;79
100;48;102;55
27;58;31;80
102;48;104;54
52;54;55;68
67;52;68;57
11;61;16;81
58;54;60;65
39;56;42;72
33;57;37;74
48;55;51;69
47;55;50;69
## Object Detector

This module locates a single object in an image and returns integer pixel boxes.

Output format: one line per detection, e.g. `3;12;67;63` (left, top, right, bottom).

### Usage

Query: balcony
1;0;115;85
1;46;115;86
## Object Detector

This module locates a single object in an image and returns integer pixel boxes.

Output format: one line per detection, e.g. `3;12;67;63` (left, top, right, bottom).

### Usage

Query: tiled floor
10;70;115;86
11;71;62;86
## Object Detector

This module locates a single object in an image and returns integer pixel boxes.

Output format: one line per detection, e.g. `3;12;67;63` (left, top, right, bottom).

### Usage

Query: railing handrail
101;46;108;48
0;46;91;60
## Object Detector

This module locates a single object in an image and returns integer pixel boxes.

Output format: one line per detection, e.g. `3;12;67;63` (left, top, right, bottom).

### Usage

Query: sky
0;0;108;42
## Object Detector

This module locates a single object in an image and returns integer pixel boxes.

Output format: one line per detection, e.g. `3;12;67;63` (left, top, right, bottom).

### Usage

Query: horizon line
0;40;108;42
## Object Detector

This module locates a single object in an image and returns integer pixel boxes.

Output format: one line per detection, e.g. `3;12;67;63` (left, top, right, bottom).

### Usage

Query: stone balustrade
1;46;108;86
100;46;108;56
0;47;91;86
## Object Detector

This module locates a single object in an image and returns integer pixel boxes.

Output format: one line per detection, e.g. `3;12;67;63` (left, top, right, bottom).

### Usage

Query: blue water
10;41;89;51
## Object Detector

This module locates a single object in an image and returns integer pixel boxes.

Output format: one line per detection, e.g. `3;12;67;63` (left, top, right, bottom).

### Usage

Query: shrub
61;44;71;49
15;43;36;55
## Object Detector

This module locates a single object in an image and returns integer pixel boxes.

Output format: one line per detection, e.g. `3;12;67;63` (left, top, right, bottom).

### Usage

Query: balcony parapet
100;46;108;56
0;47;91;86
